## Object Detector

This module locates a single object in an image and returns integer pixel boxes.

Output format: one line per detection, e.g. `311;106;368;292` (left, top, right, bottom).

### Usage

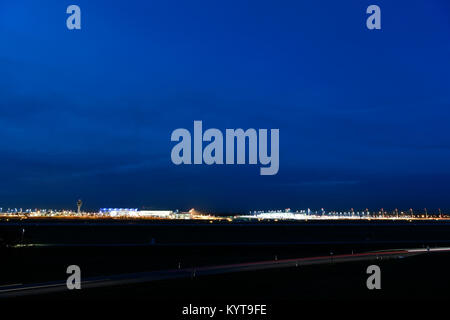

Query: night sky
0;0;449;212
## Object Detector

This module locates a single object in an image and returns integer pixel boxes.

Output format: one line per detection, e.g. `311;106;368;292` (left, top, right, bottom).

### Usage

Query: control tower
77;199;83;214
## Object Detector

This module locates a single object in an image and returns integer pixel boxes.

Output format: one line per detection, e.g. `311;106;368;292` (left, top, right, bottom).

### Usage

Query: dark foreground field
2;251;450;318
32;252;450;301
1;219;450;313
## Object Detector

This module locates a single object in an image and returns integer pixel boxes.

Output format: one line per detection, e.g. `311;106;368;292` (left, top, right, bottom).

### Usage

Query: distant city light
0;206;448;221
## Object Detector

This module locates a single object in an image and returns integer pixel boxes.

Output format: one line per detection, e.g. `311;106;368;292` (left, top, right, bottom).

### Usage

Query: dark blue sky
0;0;449;212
